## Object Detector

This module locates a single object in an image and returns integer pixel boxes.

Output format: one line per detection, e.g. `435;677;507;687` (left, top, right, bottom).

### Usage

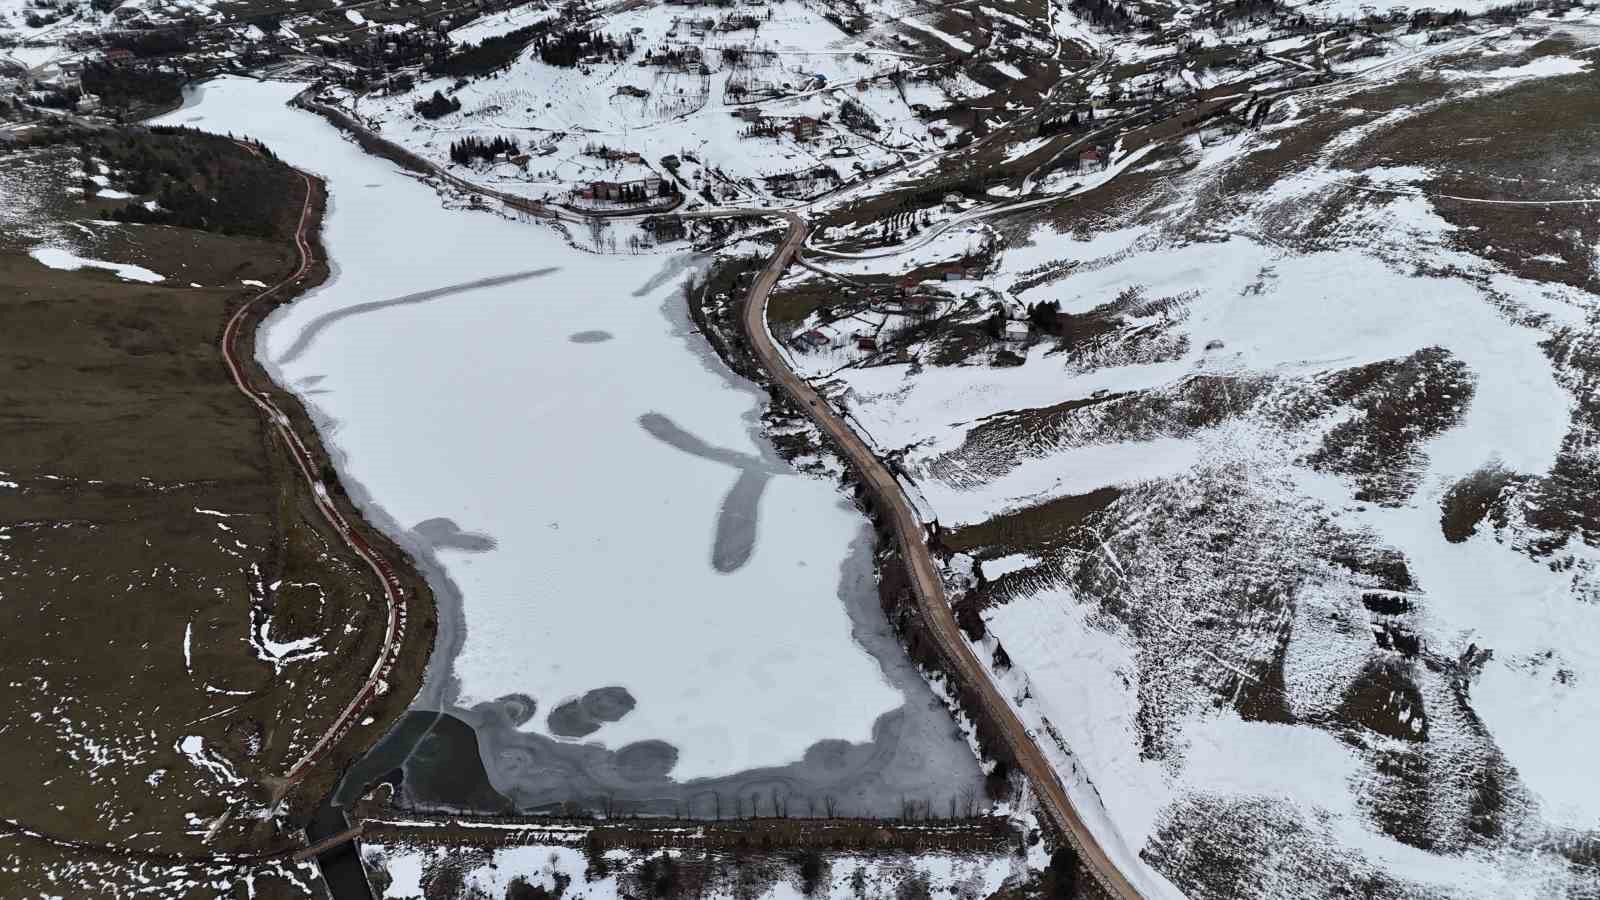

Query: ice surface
155;78;902;781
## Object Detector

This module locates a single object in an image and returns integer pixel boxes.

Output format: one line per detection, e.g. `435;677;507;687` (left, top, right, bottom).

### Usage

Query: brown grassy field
0;127;434;896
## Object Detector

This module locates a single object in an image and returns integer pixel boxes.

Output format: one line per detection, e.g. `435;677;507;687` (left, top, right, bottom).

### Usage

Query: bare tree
823;795;838;817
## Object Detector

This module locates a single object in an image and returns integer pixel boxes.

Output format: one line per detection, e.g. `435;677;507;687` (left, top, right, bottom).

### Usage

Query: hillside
773;14;1600;900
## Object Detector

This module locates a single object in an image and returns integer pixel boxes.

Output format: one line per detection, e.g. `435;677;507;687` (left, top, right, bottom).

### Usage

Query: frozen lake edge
155;77;983;815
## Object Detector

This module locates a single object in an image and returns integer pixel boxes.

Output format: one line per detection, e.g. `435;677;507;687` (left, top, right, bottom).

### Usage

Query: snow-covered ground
28;245;166;282
366;841;1020;900
778;41;1600;898
342;0;975;206
155;77;903;781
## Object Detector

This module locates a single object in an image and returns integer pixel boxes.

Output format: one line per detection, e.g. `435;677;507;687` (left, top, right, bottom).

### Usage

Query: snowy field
154;77;903;781
366;841;1020;900
343;0;972;205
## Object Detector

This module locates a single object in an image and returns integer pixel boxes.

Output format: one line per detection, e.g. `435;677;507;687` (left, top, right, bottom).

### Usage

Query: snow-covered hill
778;15;1600;898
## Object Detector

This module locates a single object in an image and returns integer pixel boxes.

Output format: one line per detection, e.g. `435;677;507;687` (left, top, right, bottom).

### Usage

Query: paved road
727;209;1147;900
217;170;410;795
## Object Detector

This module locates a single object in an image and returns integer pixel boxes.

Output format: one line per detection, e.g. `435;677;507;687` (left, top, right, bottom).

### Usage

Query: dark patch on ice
569;330;613;343
631;253;707;297
413;516;496;552
296;374;326;387
334;516;987;822
612;740;677;781
547;686;636;737
275;268;559;365
638;412;788;573
480;693;538;727
581;685;636;721
336;527;986;818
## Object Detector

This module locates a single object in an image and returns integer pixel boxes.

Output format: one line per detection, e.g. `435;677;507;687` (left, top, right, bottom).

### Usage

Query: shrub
414;90;461;120
1439;464;1519;542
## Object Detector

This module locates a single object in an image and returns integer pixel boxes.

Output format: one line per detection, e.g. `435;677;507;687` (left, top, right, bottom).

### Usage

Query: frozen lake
157;78;982;814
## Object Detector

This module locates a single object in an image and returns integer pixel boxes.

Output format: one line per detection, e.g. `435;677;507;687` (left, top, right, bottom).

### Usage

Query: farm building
794;329;831;350
580;175;666;202
642;214;688;241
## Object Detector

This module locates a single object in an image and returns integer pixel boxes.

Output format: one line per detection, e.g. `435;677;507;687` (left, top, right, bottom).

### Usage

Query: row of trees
584;785;988;821
1069;0;1154;31
92;128;298;239
1038;107;1098;137
421;22;634;77
81;60;184;111
106;27;194;58
426;21;548;78
838;98;880;133
449;134;521;164
534;29;633;67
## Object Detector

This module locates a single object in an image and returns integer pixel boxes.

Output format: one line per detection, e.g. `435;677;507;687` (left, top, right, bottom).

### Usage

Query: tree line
449;134;522;164
81;61;184;111
68;127;301;240
534;29;634;67
426;21;549;78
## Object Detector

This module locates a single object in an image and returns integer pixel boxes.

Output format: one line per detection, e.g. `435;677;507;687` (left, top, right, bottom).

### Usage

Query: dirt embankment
224;173;440;819
364;812;1018;854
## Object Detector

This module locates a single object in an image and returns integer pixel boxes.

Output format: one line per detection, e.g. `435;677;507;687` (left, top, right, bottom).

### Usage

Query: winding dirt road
218;171;409;793
731;210;1147;900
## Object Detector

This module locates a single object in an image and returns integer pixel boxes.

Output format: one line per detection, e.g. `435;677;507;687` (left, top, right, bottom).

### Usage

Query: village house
790;116;821;141
1002;320;1030;343
580;174;665;202
794;329;831;351
596;147;645;164
641;214;688;241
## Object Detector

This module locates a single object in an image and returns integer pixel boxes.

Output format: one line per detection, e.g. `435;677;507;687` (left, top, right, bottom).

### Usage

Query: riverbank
0;113;433;896
215;165;441;818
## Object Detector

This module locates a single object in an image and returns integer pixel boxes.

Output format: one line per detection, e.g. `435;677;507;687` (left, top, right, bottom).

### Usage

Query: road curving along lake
157;78;983;816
